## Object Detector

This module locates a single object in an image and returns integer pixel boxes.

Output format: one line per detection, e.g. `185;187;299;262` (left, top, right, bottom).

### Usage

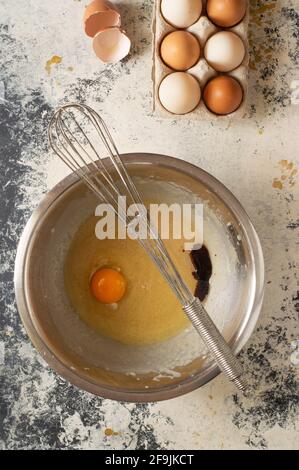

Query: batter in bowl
64;215;199;346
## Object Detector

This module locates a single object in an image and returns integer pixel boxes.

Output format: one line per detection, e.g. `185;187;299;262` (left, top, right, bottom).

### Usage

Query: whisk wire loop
49;103;192;304
48;103;247;393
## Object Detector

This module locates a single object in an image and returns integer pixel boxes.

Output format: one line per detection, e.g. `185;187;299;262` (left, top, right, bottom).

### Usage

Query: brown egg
203;76;243;115
160;31;200;71
206;0;247;28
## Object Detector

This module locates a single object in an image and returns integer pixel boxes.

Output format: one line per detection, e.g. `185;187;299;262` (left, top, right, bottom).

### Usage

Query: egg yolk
90;268;126;304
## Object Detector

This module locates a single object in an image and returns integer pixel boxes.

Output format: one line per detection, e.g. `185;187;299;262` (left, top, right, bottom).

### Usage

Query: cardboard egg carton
152;0;249;120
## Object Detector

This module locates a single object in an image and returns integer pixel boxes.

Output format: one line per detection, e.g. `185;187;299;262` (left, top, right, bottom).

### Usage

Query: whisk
48;103;248;393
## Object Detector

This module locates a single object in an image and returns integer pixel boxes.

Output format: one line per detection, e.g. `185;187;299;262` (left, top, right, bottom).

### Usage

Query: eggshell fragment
93;27;131;63
84;0;121;38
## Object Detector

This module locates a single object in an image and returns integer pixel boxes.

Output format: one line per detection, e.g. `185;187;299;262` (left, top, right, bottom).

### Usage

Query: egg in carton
152;0;249;119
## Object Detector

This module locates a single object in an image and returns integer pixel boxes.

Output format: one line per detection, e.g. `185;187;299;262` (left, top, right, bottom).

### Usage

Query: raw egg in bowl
14;154;264;402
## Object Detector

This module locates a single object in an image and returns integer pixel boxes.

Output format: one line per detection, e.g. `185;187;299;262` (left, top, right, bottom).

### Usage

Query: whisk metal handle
183;298;247;393
48;103;249;394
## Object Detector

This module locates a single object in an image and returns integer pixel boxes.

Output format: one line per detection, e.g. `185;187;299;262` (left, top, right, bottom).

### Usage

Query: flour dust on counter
1;0;299;451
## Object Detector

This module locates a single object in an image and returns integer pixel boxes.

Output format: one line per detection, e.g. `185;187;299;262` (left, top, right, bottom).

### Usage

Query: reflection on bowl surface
14;154;264;402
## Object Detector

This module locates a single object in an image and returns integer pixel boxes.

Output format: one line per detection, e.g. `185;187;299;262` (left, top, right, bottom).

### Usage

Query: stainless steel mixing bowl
14;153;264;401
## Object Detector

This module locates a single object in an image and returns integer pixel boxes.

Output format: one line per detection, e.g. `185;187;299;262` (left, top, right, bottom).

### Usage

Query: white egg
204;31;245;72
161;0;202;29
159;72;201;115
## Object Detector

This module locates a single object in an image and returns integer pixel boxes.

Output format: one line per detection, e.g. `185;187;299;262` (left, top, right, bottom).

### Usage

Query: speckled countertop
0;0;298;450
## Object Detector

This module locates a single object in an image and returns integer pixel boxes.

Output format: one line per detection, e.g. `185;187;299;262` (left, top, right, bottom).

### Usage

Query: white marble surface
0;0;298;450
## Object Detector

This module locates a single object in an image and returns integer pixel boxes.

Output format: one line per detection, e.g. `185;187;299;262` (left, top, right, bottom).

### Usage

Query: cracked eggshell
93;27;131;63
84;0;121;38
